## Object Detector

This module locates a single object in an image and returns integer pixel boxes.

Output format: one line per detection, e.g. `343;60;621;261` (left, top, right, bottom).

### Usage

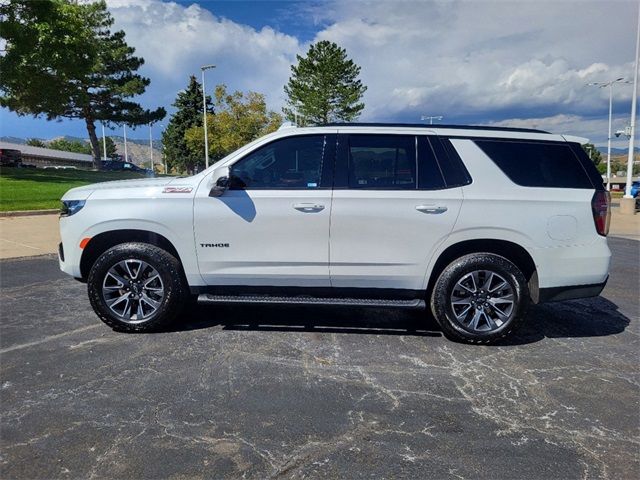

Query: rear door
329;133;466;290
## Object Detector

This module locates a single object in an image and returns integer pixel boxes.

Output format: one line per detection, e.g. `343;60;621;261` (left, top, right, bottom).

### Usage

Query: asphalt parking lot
1;237;638;479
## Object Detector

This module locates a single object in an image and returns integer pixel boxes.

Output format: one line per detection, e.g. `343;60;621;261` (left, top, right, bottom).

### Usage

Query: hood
62;176;183;201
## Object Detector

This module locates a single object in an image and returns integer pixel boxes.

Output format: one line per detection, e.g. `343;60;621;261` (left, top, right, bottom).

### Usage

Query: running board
198;294;425;309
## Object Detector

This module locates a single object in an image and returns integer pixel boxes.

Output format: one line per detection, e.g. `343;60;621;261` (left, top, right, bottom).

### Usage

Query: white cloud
313;0;638;126
106;0;303;111
486;113;633;148
4;0;637;144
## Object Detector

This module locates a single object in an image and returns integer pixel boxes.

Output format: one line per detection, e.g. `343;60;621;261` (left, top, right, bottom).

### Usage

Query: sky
0;0;638;148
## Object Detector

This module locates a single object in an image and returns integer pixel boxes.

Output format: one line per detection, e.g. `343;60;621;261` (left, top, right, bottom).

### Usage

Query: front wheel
430;253;529;344
87;242;187;332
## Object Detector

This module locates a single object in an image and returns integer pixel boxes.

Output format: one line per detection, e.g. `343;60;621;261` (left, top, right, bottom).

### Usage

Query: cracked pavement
1;237;638;479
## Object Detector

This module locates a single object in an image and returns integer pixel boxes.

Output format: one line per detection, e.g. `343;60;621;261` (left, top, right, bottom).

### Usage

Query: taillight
591;191;610;236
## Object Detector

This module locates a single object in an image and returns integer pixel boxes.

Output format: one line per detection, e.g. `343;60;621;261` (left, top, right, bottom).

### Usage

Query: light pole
421;115;443;125
159;123;167;174
123;125;128;163
149;123;154;173
622;3;640;211
588;78;630;190
201;64;216;169
101;123;108;161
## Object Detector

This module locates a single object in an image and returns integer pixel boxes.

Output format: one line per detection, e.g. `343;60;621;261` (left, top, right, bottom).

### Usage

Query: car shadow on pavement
156;295;631;344
497;296;631;346
160;303;443;337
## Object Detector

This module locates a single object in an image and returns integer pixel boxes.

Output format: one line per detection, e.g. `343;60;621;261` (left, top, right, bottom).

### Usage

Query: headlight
60;200;86;217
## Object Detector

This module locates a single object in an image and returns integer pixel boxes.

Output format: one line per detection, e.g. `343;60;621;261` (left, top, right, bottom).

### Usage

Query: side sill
189;285;423;301
537;277;608;303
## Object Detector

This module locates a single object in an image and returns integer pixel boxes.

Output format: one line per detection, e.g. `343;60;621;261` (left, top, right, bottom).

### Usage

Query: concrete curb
0;209;59;218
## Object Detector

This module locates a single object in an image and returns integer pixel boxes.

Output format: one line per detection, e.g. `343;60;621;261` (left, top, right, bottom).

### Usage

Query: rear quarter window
474;139;594;189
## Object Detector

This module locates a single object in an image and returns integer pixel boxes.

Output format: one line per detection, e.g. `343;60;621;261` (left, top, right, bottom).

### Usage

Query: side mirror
209;176;229;197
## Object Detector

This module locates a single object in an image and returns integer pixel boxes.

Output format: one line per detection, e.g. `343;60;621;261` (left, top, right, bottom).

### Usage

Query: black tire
430;253;529;344
87;242;188;332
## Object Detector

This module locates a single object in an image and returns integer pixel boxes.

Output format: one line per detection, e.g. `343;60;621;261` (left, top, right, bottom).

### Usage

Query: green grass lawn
0;167;150;211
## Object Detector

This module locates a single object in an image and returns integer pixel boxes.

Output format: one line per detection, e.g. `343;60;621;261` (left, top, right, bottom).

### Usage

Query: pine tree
161;76;212;174
283;40;367;125
0;0;165;169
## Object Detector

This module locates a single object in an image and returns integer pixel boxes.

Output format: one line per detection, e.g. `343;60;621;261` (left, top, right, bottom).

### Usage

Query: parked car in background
102;160;153;175
59;123;611;344
0;148;22;167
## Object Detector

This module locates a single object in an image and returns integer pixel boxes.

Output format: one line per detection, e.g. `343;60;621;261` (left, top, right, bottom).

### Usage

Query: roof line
324;122;550;134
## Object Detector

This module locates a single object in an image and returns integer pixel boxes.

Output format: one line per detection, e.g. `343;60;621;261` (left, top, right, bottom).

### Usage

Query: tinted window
568;142;603;190
232;135;326;189
417;136;446;189
475;140;593;189
432;138;472;187
348;135;416;189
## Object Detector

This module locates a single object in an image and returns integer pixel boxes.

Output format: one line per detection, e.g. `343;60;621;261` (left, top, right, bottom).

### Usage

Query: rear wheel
87;242;187;332
430;253;529;344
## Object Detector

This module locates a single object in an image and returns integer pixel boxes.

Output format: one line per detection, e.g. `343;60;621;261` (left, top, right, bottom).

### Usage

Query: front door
329;133;464;290
194;133;336;287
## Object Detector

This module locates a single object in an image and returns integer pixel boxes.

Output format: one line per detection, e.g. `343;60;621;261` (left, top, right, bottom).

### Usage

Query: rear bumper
538;276;608;303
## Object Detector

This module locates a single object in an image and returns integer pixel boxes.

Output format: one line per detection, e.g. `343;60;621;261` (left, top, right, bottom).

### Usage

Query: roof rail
324;122;550;134
278;122;297;130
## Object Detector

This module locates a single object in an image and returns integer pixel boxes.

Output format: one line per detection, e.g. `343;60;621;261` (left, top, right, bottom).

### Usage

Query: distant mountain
0;136;27;145
596;146;640;155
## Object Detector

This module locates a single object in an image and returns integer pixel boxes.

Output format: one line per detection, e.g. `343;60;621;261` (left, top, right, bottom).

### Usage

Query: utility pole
421;115;443;125
201;64;216;169
621;3;640;214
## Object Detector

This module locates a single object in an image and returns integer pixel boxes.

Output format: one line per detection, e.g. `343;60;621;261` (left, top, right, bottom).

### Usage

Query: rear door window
347;135;416;189
475;139;594;188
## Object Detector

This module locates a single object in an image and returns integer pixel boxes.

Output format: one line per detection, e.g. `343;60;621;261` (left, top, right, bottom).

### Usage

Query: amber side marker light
79;238;92;249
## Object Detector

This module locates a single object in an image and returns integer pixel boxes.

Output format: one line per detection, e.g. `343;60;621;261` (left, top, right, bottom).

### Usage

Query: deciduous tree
26;138;46;147
48;138;91;154
582;143;602;166
185;84;281;166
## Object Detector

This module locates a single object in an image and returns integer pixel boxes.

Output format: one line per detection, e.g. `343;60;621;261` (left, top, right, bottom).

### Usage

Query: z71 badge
162;186;193;193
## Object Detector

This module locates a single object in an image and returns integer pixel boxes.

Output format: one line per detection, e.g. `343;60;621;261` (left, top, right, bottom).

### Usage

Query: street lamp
421;115;443;125
149;123;154;173
101;123;108;161
123;125;128;163
587;78;630;191
622;3;640;210
159;123;167;174
201;64;216;169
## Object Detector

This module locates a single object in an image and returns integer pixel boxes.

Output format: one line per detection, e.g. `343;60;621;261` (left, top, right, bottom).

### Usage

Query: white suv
58;123;611;344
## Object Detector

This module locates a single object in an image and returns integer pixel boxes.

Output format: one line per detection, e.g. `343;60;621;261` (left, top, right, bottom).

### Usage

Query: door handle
293;203;325;212
416;205;448;214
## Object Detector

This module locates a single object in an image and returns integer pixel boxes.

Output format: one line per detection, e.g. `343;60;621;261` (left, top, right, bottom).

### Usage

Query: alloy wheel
102;259;165;323
450;270;515;333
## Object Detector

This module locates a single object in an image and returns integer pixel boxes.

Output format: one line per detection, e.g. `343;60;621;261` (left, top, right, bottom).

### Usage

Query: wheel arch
426;239;539;303
80;229;184;281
